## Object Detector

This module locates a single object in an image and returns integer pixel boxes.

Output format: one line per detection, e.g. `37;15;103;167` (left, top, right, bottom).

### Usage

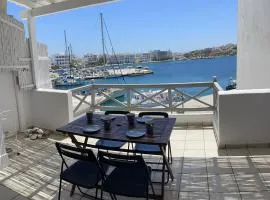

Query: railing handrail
213;81;223;92
70;81;214;93
70;80;222;117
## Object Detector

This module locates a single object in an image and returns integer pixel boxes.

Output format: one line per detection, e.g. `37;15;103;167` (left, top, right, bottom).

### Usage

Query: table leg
161;152;165;199
68;134;81;148
159;145;174;180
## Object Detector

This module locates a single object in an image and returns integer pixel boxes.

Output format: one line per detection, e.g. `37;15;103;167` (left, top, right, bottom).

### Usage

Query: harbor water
55;55;236;92
62;55;236;107
92;55;236;88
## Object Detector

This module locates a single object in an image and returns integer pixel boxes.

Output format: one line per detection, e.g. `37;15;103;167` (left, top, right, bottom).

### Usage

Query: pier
83;66;153;79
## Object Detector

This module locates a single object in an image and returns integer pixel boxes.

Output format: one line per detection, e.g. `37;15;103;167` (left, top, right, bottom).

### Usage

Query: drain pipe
12;71;22;156
12;72;22;132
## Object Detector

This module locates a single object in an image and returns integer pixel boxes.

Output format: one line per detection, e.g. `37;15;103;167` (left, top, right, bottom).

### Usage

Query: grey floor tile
235;173;268;192
12;195;30;200
182;158;207;174
179;191;209;200
0;184;19;200
230;156;259;174
226;149;250;156
208;174;239;192
241;191;270;200
180;174;208;192
210;192;241;200
259;172;270;189
207;157;233;174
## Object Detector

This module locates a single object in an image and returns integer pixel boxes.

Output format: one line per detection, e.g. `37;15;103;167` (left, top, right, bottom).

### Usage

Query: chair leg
58;178;62;200
101;188;103;200
109;193;117;200
127;142;130;156
95;187;98;199
168;141;172;164
149;180;155;196
165;169;170;184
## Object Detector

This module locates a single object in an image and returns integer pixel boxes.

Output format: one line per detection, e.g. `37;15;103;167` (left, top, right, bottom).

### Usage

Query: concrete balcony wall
216;89;270;147
31;89;73;131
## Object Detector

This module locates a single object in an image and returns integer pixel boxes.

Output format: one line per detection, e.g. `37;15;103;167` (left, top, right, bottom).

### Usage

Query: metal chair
55;142;106;200
95;111;129;150
135;112;173;183
98;151;155;200
135;112;172;164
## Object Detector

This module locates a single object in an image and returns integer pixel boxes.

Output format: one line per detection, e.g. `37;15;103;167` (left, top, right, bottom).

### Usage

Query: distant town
50;43;237;69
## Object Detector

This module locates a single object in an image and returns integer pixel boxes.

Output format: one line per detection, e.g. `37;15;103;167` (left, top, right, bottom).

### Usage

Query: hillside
183;44;237;59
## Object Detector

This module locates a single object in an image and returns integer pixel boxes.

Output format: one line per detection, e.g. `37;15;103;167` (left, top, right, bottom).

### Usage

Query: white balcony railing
70;80;223;117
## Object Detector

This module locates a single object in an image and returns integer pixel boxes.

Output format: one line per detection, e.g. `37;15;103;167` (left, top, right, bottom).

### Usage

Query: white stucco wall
31;89;73;131
36;43;52;89
217;89;270;147
237;0;270;89
0;72;20;136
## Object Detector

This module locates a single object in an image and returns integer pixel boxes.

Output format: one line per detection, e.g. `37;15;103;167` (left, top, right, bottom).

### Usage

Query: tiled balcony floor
2;126;270;199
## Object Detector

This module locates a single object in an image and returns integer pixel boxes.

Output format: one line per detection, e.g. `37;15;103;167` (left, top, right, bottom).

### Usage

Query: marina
53;55;236;107
53;55;236;89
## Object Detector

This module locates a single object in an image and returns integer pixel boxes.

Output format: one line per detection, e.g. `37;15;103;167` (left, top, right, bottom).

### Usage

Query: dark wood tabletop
56;114;176;146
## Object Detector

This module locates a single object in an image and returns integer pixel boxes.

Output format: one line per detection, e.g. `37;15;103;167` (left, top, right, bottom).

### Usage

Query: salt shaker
145;120;154;135
126;113;135;128
86;111;93;124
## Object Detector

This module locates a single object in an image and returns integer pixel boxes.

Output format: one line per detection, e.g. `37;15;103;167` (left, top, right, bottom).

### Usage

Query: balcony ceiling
9;0;117;18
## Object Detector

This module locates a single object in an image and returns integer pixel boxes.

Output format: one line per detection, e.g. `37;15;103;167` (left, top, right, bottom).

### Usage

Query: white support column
237;0;270;89
0;0;7;14
27;14;39;88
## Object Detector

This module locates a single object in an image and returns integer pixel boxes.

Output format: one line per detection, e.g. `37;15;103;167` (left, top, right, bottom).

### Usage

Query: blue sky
8;0;237;56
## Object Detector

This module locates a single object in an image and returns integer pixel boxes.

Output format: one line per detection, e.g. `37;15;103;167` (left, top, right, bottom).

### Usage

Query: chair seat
61;161;107;189
103;166;151;197
96;139;125;149
135;143;161;153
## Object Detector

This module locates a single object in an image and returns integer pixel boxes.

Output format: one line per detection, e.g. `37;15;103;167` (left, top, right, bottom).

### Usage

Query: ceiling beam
21;0;117;19
9;0;36;8
1;0;7;13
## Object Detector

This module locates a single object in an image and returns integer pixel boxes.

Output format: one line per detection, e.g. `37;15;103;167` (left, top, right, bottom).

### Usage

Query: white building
107;53;136;64
83;53;98;64
173;52;185;60
150;50;173;61
51;53;71;68
136;53;151;63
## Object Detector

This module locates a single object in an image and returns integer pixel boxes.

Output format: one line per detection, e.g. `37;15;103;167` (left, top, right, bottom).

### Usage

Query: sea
92;55;236;89
55;55;236;92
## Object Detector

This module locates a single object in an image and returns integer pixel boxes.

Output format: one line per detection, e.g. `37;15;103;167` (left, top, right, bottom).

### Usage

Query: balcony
2;0;270;199
1;125;270;200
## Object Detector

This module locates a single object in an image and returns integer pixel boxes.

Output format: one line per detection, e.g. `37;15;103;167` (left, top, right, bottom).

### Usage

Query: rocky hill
183;43;237;59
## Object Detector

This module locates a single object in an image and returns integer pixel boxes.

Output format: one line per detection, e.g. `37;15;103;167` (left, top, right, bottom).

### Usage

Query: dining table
56;113;176;199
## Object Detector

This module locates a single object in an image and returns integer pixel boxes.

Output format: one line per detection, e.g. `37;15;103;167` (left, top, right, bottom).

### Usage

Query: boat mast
64;30;68;56
69;44;74;82
64;30;71;79
100;13;106;67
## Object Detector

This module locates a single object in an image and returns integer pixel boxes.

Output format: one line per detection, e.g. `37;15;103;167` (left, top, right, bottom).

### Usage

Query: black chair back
55;142;99;167
98;151;155;198
105;110;130;115
138;111;168;118
98;151;148;171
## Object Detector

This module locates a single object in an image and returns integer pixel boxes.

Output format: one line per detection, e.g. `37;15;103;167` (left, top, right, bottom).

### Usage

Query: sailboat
54;31;86;89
